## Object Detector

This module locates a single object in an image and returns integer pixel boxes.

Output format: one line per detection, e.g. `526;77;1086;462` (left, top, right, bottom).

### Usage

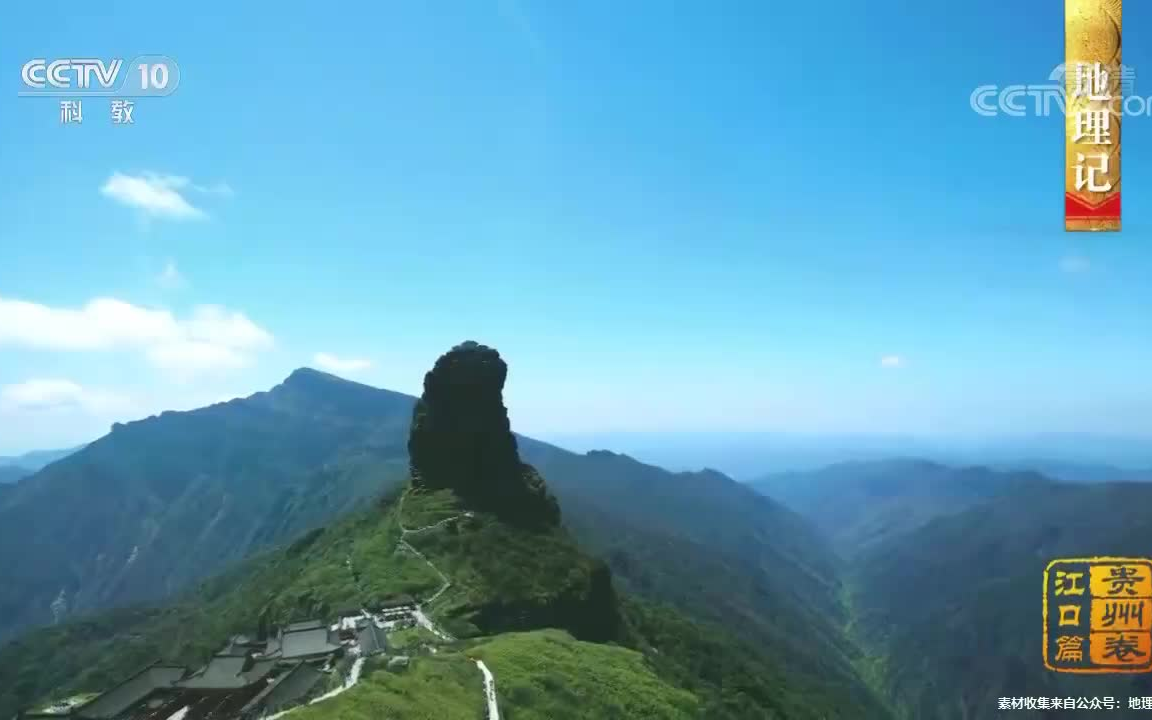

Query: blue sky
0;1;1150;454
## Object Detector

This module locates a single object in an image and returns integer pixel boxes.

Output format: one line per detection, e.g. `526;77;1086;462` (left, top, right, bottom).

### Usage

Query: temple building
15;608;395;720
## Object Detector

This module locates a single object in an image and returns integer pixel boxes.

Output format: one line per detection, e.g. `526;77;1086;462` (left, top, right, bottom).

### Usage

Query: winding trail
396;490;470;642
306;656;366;705
475;660;500;720
257;493;473;719
260;493;496;718
399;492;502;718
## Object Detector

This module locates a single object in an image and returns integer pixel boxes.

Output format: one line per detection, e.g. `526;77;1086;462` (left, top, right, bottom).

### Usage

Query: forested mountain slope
0;369;415;643
0;357;878;718
0;342;890;719
752;459;1053;553
850;481;1152;719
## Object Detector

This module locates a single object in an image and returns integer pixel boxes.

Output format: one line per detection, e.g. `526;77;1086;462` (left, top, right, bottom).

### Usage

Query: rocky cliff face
409;341;560;530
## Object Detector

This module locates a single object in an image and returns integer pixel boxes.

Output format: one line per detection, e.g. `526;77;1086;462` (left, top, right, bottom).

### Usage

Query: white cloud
0;297;170;350
0;379;132;414
0;297;273;376
313;352;373;374
156;260;186;290
880;355;905;369
1060;253;1091;274
183;305;273;350
100;172;206;220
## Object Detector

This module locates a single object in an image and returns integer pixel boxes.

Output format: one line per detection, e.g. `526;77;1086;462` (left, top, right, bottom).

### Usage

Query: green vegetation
0;487;430;716
290;653;486;720
751;459;1053;555
386;625;440;652
0;368;416;644
401;488;621;643
745;463;1152;720
323;656;356;693
529;449;891;717
849;480;1152;719
296;630;698;720
10;408;1148;720
0;480;616;716
399;487;464;528
0;355;917;719
0;462;891;720
623;597;893;720
469;629;698;719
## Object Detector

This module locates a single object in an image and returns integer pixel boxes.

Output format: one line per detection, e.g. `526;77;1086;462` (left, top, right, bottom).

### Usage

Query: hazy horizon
2;367;1150;472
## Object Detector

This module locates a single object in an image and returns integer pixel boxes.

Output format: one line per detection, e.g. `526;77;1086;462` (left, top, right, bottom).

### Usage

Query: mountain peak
283;366;348;386
409;342;560;530
270;366;392;401
230;367;418;428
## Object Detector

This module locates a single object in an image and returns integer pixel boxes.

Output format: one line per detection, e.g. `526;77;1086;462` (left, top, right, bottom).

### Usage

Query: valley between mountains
3;342;1152;719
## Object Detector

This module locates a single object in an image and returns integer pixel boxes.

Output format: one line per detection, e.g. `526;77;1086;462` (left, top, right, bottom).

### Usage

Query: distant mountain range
0;369;419;646
0;465;29;484
541;431;1152;479
0;342;682;718
0;358;887;719
752;458;1152;558
749;458;1152;718
851;480;1152;717
7;354;1152;719
0;445;84;483
990;458;1152;483
750;459;1054;554
0;445;84;471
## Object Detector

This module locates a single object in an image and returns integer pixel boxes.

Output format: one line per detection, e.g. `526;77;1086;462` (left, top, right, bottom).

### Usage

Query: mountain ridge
0;366;417;644
0;363;840;643
746;457;1152;719
751;459;1057;555
0;346;891;719
0;352;890;718
850;480;1152;719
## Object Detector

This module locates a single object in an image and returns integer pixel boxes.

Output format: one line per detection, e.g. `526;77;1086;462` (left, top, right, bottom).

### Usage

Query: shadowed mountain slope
0;369;415;643
752;459;1054;554
851;481;1152;719
0;343;891;719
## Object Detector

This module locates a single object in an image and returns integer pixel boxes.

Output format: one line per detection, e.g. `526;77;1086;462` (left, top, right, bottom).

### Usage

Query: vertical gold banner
1065;0;1122;232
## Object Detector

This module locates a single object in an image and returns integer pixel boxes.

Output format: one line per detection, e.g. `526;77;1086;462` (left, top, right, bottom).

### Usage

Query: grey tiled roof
281;627;342;659
244;659;278;683
240;662;324;715
73;664;187;719
358;623;388;656
176;654;274;689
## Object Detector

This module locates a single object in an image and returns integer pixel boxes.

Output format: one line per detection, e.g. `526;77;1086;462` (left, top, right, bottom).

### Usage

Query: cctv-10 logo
19;56;180;97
